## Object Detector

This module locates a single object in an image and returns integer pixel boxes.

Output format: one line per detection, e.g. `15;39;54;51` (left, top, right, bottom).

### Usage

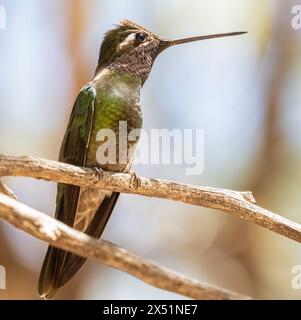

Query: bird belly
73;188;112;232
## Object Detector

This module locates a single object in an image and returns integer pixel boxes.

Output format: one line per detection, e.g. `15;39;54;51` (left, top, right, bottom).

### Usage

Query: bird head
96;19;246;83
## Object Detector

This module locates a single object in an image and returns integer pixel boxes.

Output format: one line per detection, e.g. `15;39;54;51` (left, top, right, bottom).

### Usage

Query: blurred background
1;0;301;299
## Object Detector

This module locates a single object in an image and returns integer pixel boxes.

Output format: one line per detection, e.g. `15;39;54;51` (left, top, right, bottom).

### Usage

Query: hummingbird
38;19;246;299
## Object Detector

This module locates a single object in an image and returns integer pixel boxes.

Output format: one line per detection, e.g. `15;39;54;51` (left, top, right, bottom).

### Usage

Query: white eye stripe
124;33;136;42
117;33;136;50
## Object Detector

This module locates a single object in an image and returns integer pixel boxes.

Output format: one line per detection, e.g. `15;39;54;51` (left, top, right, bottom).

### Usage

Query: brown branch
0;193;250;300
1;155;301;244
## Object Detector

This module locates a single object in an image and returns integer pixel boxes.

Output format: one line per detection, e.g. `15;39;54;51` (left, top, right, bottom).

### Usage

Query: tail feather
38;246;59;299
38;192;120;299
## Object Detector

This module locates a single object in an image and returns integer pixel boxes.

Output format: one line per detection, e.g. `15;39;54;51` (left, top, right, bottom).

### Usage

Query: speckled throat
107;41;162;84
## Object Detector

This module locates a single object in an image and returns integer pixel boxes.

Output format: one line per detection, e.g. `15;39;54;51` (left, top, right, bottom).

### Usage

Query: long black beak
160;31;247;50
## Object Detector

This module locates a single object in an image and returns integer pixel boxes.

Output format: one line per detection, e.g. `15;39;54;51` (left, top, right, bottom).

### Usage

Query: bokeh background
1;0;301;299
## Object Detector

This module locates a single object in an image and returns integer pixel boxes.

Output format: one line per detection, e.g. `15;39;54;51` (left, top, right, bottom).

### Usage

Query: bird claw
93;167;104;183
128;171;141;189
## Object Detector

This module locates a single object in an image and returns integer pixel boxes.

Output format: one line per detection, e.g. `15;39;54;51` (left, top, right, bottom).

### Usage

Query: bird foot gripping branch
92;167;104;183
128;170;141;189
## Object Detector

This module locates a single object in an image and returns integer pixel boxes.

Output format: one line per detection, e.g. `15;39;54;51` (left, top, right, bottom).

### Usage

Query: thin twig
0;155;301;244
0;193;250;300
0;179;17;199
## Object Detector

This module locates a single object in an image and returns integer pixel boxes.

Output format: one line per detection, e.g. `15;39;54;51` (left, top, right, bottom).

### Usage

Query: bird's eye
135;32;147;42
